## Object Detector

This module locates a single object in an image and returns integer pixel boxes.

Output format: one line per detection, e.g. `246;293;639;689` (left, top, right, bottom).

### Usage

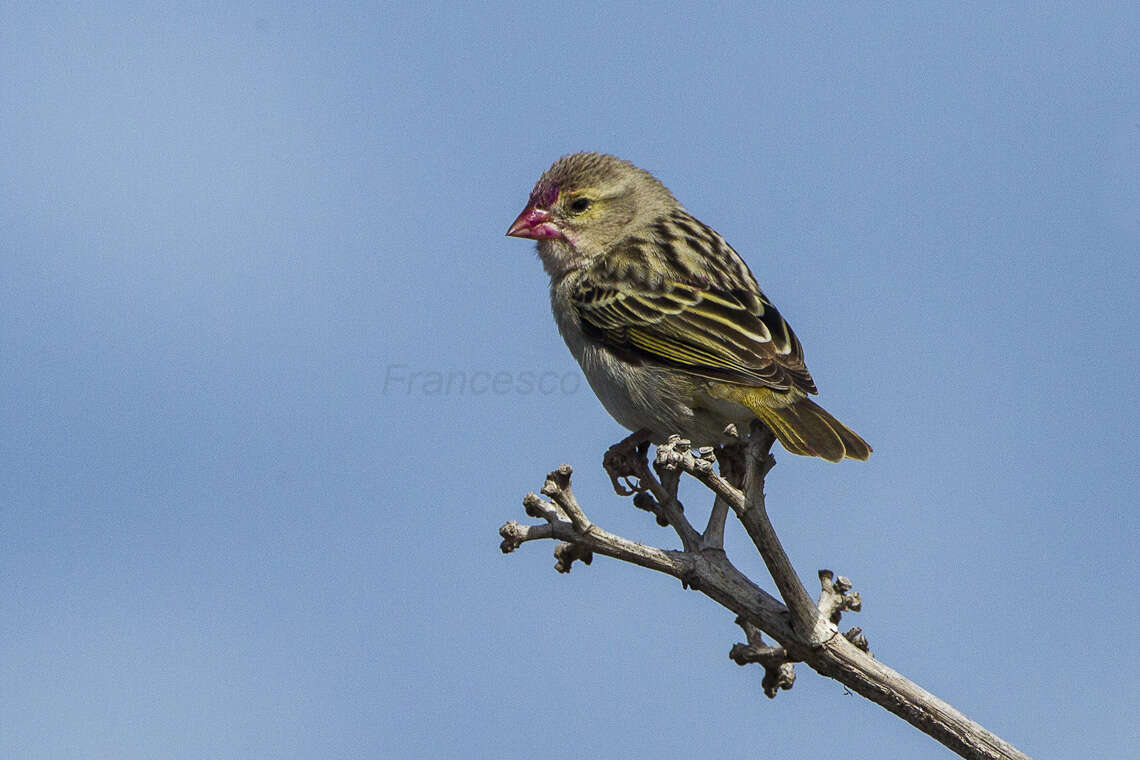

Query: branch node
844;626;870;652
762;662;797;698
816;570;867;650
553;541;593;573
541;466;592;535
731;616;797;697
633;491;672;527
653;436;695;494
499;520;556;553
523;492;555;521
499;520;526;553
539;464;571;498
679;566;702;591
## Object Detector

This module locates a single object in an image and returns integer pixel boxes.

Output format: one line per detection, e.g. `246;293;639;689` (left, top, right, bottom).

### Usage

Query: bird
506;152;870;463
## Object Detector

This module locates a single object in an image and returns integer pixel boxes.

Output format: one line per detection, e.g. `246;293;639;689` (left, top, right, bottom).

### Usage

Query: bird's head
507;152;675;275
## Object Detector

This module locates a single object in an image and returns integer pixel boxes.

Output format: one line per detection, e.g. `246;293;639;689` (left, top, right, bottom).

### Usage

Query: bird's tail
750;396;872;463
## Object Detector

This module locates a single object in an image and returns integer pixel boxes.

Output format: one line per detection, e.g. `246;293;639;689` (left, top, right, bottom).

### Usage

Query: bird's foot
603;429;654;495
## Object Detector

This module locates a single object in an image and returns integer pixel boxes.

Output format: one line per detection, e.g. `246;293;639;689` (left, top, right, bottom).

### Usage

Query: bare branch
501;437;1032;760
734;429;835;645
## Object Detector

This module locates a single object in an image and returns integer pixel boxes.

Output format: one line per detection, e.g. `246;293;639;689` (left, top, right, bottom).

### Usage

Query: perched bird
506;152;870;463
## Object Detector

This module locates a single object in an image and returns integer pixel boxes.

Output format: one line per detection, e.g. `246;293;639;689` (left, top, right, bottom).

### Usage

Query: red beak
506;207;564;240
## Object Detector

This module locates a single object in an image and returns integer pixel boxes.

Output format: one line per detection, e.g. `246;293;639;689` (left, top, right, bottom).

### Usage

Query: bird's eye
568;197;592;213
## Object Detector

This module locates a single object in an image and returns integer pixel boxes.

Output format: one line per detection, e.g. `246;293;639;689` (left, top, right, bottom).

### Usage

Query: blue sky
2;3;1138;758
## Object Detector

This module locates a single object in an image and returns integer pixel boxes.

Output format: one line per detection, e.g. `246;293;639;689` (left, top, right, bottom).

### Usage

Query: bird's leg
602;429;654;495
716;439;748;489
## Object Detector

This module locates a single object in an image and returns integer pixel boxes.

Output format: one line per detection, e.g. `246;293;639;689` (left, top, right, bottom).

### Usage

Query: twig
655;436;744;511
606;434;702;551
736;429;834;645
702;494;731;551
541;464;591;535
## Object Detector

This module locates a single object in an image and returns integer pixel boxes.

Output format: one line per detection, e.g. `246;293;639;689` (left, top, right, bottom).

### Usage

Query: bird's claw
607;472;641;496
603;430;653;496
